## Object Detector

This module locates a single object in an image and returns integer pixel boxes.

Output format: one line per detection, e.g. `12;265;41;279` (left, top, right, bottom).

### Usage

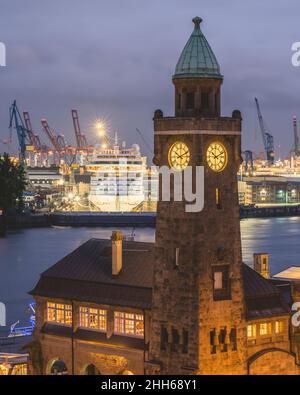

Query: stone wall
31;296;148;375
249;349;300;375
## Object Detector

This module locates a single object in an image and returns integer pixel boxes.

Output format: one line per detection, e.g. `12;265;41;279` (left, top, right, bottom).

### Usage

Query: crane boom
41;119;65;154
254;98;275;164
8;100;29;163
23;111;41;151
71;109;87;148
136;128;153;155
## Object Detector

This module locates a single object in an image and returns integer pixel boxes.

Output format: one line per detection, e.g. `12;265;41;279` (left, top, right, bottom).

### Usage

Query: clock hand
215;152;224;159
178;150;189;159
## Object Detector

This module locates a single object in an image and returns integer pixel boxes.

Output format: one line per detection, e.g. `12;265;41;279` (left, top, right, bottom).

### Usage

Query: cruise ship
86;138;147;212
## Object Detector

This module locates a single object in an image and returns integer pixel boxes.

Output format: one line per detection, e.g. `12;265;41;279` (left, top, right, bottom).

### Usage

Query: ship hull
89;194;144;212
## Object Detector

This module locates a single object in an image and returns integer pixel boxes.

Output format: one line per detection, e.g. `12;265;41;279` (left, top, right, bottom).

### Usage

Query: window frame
247;324;257;339
275;320;284;334
114;311;144;338
259;322;272;336
79;306;107;332
186;92;195;109
47;302;72;326
201;91;210;110
212;265;231;301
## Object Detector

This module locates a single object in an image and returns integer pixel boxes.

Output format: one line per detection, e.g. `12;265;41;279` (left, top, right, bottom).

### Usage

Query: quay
2;205;300;231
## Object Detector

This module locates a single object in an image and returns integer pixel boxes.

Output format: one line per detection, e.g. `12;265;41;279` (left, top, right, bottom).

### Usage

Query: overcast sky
1;0;300;159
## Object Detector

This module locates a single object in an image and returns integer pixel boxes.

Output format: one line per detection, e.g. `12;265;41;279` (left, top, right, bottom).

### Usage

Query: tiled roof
40;238;153;288
243;264;290;320
30;238;153;309
30;238;291;318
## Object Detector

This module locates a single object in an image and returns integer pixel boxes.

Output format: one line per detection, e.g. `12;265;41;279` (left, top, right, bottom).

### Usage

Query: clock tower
146;17;247;375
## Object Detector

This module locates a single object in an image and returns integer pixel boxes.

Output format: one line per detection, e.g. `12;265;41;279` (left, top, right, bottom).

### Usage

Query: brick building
29;16;300;375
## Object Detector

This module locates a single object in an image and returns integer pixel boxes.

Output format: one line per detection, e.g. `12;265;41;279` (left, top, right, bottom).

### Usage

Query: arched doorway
84;364;100;375
49;359;68;375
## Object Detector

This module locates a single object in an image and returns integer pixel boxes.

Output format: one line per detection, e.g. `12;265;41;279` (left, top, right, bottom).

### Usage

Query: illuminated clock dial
206;142;228;172
168;141;190;171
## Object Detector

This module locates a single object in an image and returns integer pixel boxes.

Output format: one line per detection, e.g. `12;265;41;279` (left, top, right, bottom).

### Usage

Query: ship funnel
111;231;123;276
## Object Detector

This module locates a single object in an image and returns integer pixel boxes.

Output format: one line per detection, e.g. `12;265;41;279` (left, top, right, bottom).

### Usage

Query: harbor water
1;217;300;331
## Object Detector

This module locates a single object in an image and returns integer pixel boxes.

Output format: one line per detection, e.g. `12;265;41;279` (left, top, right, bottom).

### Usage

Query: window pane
47;302;72;325
260;322;271;335
136;321;144;336
247;324;256;338
214;272;223;290
275;321;283;334
48;308;55;322
65;310;72;325
79;307;107;331
114;312;144;337
114;312;124;333
99;311;107;331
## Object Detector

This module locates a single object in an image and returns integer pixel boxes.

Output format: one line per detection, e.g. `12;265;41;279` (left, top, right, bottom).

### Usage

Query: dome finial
192;16;203;28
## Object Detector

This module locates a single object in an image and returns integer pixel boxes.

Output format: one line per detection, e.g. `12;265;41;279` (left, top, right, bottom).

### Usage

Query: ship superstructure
86;138;146;212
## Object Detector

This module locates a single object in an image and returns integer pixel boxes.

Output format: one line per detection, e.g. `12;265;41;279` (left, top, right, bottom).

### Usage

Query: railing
9;326;33;337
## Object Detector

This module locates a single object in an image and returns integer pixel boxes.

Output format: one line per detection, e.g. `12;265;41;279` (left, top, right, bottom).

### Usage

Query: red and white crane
23;111;42;151
71;109;88;149
41;118;66;154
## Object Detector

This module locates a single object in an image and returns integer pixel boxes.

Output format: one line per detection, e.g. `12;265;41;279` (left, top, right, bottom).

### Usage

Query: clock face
168;141;190;171
206;142;228;172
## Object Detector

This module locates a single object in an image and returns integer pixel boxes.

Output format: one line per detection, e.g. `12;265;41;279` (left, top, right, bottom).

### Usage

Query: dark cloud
0;0;300;157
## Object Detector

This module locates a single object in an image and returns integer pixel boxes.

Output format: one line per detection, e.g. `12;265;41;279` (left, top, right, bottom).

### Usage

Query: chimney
253;253;270;279
111;231;123;276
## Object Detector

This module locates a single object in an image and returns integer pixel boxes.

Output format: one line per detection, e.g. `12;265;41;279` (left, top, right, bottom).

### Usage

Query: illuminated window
260;322;272;336
275;320;284;334
47;302;72;325
79;307;107;332
114;312;144;337
247;324;257;338
0;364;9;375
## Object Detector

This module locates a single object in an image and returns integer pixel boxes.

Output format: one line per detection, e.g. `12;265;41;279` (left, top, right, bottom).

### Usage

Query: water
0;217;300;329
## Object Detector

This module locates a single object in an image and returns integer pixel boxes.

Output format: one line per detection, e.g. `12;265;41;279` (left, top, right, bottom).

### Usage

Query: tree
0;153;27;214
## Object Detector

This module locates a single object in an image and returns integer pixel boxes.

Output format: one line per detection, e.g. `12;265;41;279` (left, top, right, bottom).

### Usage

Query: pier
3;205;300;230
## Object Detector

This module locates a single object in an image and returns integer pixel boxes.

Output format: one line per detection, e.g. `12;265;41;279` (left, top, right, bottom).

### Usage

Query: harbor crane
71;109;88;149
41;118;78;166
292;116;300;157
242;150;254;174
41;118;66;154
136;128;153;156
254;97;275;165
8;100;30;163
23;111;42;151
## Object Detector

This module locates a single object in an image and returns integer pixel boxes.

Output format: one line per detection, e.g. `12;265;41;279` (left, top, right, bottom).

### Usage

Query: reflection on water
0;217;300;327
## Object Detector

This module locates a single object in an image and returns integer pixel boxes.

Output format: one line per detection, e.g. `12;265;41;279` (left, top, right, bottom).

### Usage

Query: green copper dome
174;17;222;79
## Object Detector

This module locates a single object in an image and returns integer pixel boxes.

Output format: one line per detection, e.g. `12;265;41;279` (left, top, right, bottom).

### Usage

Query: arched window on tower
201;92;210;110
186;92;195;109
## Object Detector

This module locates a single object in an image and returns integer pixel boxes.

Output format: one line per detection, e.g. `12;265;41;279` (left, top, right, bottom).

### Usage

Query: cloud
0;0;299;157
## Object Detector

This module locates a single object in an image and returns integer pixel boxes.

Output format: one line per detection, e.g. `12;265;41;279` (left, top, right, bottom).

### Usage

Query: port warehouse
238;176;300;205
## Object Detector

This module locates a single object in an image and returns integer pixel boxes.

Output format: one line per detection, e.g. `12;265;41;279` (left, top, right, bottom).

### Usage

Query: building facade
29;17;300;375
